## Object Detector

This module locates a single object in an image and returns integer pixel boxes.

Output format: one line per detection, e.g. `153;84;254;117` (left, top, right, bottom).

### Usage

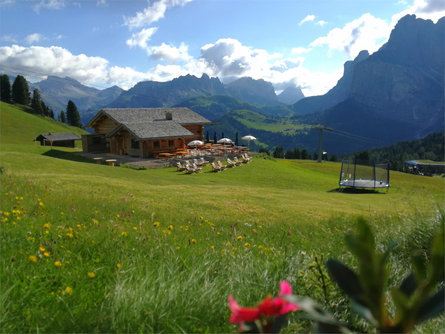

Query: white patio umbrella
217;138;233;145
187;140;204;147
241;135;257;149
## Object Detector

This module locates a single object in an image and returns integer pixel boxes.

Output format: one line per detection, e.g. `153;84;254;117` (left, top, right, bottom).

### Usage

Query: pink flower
228;295;261;323
228;281;299;328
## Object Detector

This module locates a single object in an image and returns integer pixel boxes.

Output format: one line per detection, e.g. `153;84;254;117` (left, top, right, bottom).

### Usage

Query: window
153;141;160;149
92;136;102;144
131;139;139;149
168;140;174;147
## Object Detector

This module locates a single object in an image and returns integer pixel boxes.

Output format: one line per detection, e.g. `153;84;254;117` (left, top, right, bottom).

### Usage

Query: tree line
0;74;82;128
347;132;444;172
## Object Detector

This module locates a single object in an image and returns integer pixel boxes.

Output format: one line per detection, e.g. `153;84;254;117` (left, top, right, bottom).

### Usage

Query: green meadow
230;109;309;133
1;102;444;333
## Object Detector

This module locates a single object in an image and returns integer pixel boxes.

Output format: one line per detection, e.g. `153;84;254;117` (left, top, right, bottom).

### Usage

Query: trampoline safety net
339;159;390;189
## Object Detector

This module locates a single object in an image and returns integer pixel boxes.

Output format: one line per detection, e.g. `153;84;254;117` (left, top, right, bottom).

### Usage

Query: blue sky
0;0;444;96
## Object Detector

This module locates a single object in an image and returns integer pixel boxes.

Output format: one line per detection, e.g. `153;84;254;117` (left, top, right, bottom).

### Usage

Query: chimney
165;111;172;120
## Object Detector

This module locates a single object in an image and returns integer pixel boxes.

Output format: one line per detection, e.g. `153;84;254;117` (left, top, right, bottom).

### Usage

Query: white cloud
126;27;191;63
299;14;316;25
1;34;17;43
0;41;339;96
0;44;110;86
126;27;158;49
392;0;445;24
291;47;312;55
33;0;65;11
124;0;193;29
317;20;328;26
96;0;107;6
0;0;15;6
25;33;44;44
147;42;191;63
310;13;390;58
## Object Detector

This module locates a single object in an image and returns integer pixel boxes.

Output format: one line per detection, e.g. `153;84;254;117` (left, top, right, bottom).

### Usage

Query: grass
1;102;444;333
230;109;309;134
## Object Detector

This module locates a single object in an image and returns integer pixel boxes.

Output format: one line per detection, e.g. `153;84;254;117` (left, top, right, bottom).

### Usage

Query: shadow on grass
42;149;95;164
328;187;387;194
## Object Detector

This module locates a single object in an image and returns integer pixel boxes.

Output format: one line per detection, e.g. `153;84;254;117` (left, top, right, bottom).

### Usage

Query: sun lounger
226;158;237;167
185;165;196;174
211;162;222;172
217;160;227;170
176;162;186;171
233;157;242;165
199;157;210;165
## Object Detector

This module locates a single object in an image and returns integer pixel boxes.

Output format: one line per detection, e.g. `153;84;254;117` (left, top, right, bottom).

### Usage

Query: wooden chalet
35;132;81;148
83;108;211;158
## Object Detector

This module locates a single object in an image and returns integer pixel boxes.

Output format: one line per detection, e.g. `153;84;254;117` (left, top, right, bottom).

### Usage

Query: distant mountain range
6;14;443;155
27;74;304;123
30;76;123;123
206;14;445;155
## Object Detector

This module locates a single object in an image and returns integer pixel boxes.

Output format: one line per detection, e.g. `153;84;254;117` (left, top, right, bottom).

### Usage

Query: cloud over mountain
124;0;193;29
310;13;390;58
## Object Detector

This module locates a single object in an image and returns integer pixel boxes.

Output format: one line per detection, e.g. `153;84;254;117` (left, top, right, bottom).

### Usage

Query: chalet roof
107;120;195;140
88;107;211;128
35;132;81;142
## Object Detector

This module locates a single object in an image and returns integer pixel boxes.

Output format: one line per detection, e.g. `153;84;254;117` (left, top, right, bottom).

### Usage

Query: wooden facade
35;133;81;148
84;108;211;158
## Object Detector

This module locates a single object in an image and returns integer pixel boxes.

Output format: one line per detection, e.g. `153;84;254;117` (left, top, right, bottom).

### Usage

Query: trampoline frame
339;159;390;191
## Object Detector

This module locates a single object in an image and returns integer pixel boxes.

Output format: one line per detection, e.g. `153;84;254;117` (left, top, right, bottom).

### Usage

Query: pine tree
49;109;54;119
235;132;239;146
11;75;30;105
66;100;82;127
59;111;67;123
31;89;43;114
41;101;50;116
273;146;284;158
0;74;11;103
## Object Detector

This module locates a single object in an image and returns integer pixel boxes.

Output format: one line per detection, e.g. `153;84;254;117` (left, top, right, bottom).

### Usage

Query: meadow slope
1;102;443;333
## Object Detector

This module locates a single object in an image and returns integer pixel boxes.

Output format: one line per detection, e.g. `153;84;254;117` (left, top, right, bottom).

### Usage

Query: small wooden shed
35;132;81;148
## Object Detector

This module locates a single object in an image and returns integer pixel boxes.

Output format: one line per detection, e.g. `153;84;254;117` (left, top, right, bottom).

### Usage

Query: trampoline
339;159;390;190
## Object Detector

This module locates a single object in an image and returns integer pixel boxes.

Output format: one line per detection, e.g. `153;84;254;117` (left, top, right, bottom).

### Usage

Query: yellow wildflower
44;252;50;257
29;255;38;263
190;238;197;244
210;245;215;249
65;286;73;294
43;223;51;229
54;261;62;267
39;246;45;252
116;263;122;269
121;231;128;237
236;235;243;241
87;272;96;278
168;224;174;230
244;242;251;248
153;222;160;227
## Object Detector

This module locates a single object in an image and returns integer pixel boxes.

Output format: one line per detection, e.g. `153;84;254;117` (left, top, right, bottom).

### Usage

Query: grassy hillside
0;102;86;146
1;103;444;333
